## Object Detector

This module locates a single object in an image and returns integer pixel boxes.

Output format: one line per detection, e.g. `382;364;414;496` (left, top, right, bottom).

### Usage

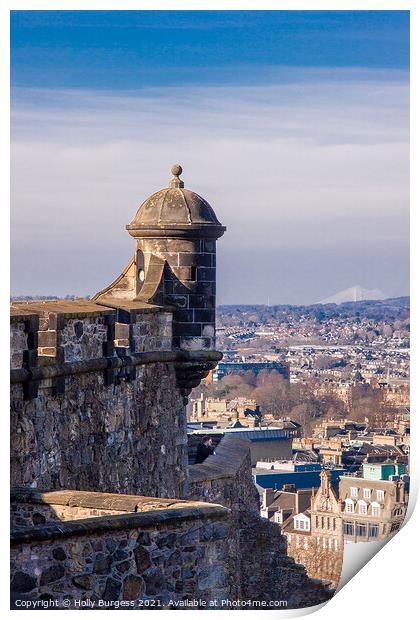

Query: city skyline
11;10;409;304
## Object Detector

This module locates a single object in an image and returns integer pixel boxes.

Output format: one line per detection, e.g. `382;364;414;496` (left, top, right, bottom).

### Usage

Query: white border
2;2;417;618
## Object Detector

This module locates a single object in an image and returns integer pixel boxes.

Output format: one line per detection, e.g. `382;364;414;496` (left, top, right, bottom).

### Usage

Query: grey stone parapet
10;308;40;398
10;299;222;399
11;488;230;544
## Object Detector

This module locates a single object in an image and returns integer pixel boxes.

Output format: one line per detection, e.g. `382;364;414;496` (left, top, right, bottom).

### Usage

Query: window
294;517;310;531
369;524;379;538
275;512;283;523
363;488;371;500
345;499;355;513
377;490;385;502
358;500;368;514
371;502;380;517
343;521;354;536
350;487;358;498
188;266;197;281
356;523;367;537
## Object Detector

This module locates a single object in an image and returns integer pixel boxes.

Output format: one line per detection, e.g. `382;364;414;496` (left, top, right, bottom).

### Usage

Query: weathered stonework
10;321;30;369
59;317;109;362
11;360;187;497
10;165;336;610
10;491;232;609
129;312;172;353
96;165;225;355
188;436;333;607
10;310;39;389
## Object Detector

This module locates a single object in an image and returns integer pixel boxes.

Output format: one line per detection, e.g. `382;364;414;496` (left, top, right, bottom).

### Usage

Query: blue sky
10;11;410;303
11;11;409;87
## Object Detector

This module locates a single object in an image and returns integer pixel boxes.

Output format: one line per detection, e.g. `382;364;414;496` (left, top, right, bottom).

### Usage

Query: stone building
10;165;333;609
339;465;407;542
278;463;408;587
282;472;344;588
312;418;367;440
188;395;262;425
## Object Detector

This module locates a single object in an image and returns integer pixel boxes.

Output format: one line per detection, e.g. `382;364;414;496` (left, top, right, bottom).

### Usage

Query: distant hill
218;296;409;322
10;295;86;301
319;285;386;305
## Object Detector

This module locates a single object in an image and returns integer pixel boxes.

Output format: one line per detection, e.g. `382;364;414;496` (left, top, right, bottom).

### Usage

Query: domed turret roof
126;164;225;239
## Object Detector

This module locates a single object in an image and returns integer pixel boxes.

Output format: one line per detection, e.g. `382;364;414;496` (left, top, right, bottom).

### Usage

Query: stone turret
95;164;226;352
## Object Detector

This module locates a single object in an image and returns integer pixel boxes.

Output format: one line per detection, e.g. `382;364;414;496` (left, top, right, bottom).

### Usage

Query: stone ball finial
170;164;184;188
171;164;182;177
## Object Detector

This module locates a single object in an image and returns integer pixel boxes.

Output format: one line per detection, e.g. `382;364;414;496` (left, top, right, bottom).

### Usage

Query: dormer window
363;488;371;500
296;519;308;530
345;498;355;513
293;514;310;531
350;487;358;498
371;502;381;517
377;490;385;502
274;511;283;524
358;500;368;514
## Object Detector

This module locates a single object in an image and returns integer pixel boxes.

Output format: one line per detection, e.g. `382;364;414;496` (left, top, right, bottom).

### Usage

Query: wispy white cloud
11;68;409;303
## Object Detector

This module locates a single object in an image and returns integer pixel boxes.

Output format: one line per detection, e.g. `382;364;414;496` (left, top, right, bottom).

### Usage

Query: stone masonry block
201;240;216;253
37;331;57;348
178;253;213;267
197;267;216;282
201;324;215;338
172;323;202;337
193;309;215;323
188;295;215;309
179;337;212;351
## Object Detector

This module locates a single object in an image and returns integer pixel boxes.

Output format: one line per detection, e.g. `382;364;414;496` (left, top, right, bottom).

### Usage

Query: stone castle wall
188;436;333;608
10;301;334;610
10;440;333;610
10;301;188;499
10;490;232;609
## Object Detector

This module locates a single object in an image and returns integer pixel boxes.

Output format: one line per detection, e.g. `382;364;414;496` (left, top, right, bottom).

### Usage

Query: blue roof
254;469;346;490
